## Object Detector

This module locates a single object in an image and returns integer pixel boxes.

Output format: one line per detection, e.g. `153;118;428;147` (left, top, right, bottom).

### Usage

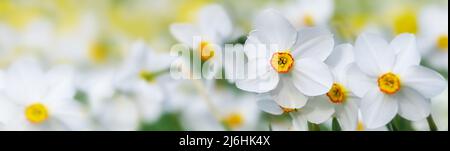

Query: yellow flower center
224;113;244;129
357;121;365;131
271;52;295;74
393;10;418;34
378;73;402;95
25;103;49;124
199;41;215;62
303;14;315;27
139;70;157;83
326;83;347;104
89;41;108;64
437;34;448;50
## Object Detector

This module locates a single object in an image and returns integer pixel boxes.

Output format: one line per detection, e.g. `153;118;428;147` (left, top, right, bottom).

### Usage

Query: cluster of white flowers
0;1;447;131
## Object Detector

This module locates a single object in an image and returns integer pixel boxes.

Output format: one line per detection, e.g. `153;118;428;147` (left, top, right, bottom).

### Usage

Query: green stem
427;116;438;131
332;117;342;131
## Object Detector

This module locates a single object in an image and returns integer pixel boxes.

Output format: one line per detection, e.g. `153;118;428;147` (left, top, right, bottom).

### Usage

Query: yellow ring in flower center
199;41;215;61
25;103;49;124
326;83;347;104
271;51;294;73
378;72;402;95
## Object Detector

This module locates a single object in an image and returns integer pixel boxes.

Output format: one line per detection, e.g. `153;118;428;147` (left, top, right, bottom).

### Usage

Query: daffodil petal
170;24;200;46
335;98;359;131
293;27;334;61
198;4;232;42
292;58;333;96
347;64;377;97
236;60;279;93
254;9;297;50
256;95;284;115
270;78;309;109
303;95;335;124
391;34;421;73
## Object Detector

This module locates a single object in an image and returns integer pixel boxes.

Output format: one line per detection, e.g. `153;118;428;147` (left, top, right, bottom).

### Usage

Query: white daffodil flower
236;9;334;111
0;58;89;131
283;0;334;28
170;4;232;63
348;33;448;129
181;90;260;131
419;6;448;70
81;41;173;130
303;44;360;131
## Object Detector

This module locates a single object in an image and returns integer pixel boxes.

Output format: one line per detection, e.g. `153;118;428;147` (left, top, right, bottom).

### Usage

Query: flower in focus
348;33;447;129
419;6;448;70
283;0;334;28
0;58;88;131
236;9;334;111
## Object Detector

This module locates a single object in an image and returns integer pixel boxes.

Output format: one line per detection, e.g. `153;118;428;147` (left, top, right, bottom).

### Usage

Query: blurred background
0;0;448;131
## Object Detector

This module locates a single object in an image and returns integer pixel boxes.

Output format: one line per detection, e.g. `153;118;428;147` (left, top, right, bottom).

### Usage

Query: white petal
43;66;76;107
198;4;232;42
256;95;284;115
391;34;421;73
303;95;335;124
50;101;90;131
254;9;297;50
98;98;140;131
293;27;334;61
354;33;395;76
134;82;164;123
400;65;448;98
335;98;359;131
291;113;309;131
170;24;200;46
397;88;431;121
326;44;355;73
292;58;333;96
5;58;46;105
347;64;377;97
236;60;279;93
270;78;309;109
361;88;398;129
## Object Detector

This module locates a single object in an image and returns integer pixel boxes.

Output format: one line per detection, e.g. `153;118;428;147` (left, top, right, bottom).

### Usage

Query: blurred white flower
431;88;448;131
170;4;233;62
0;58;89;131
81;41;173;130
348;33;447;129
236;9;334;110
304;44;360;131
419;6;448;70
283;0;334;28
